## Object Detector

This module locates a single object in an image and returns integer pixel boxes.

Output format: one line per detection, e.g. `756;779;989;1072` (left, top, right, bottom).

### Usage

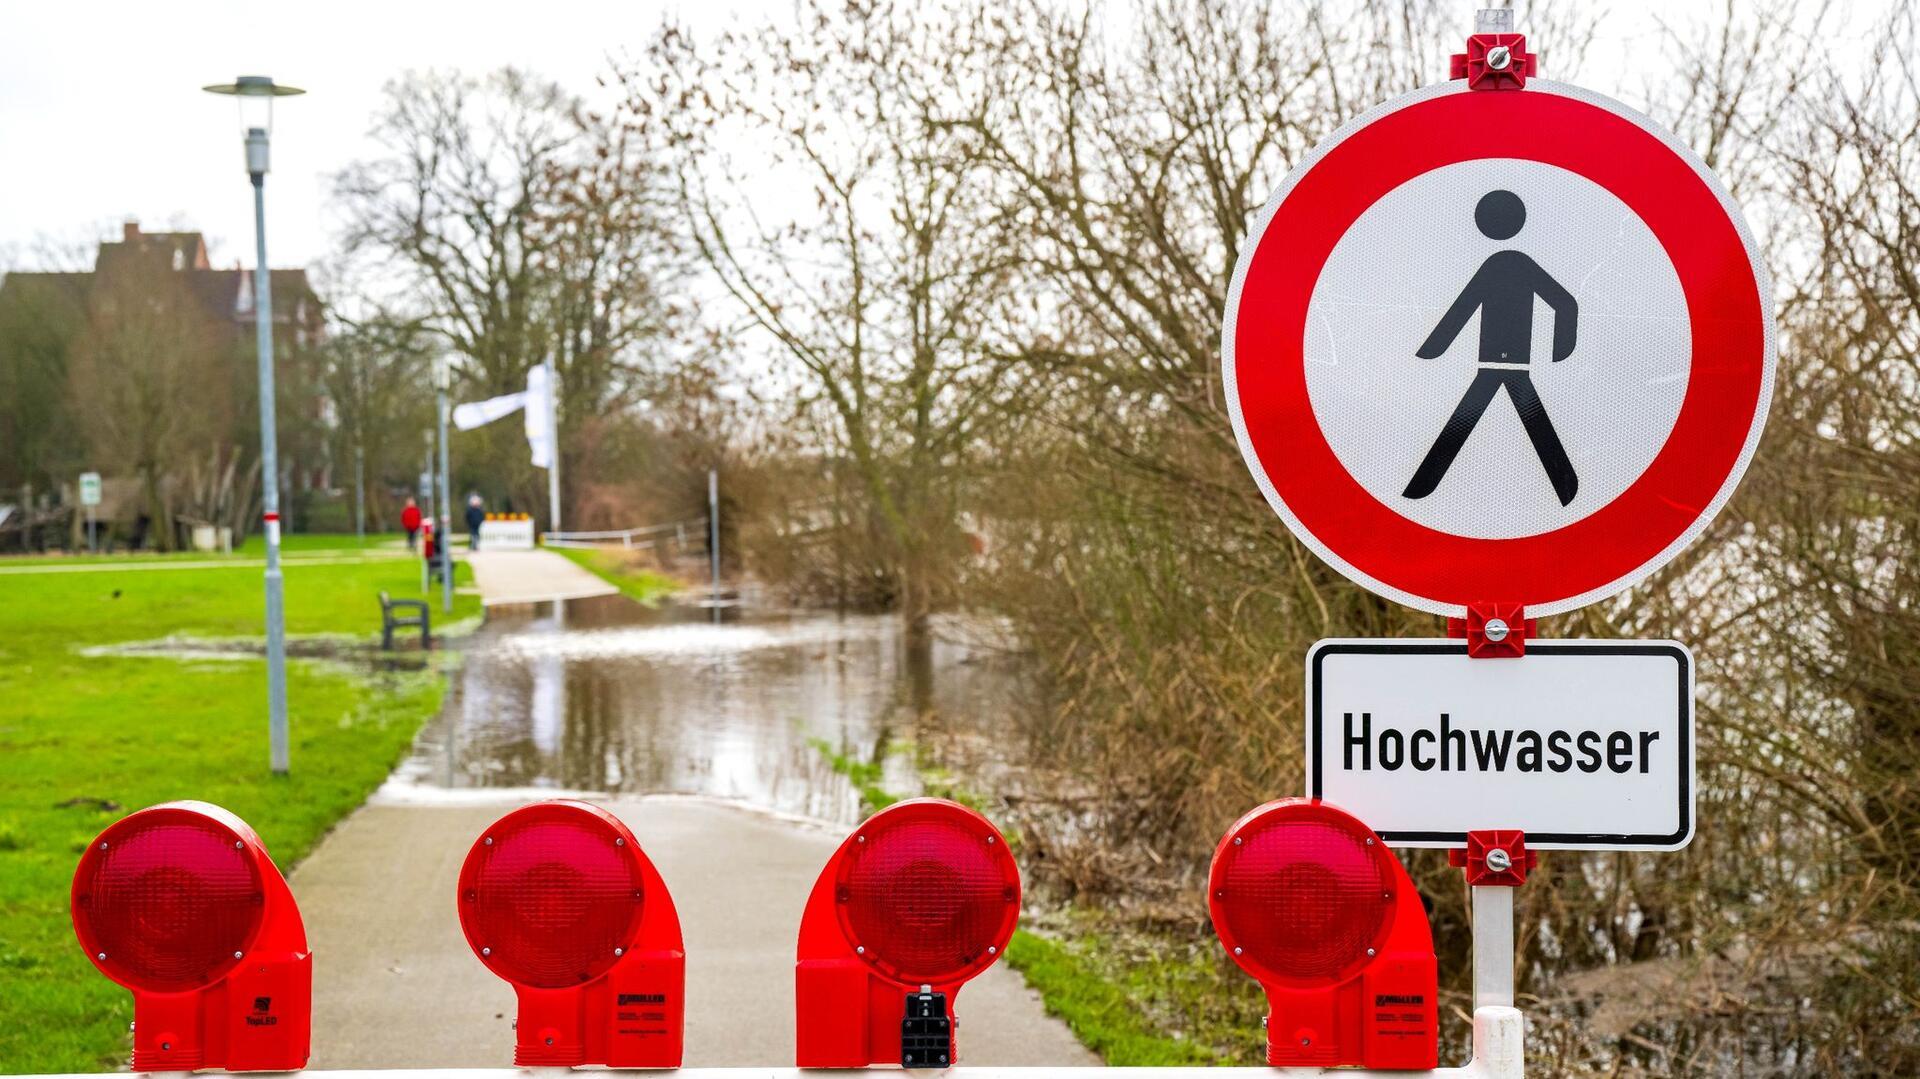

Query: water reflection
390;595;1025;824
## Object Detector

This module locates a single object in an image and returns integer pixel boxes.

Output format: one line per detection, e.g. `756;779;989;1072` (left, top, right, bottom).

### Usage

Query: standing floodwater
387;595;1026;824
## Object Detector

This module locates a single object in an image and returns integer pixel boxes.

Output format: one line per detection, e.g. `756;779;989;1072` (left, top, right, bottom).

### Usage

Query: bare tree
336;69;574;518
535;104;683;520
0;271;86;493
336;68;677;527
318;317;436;532
64;260;231;549
634;0;1037;634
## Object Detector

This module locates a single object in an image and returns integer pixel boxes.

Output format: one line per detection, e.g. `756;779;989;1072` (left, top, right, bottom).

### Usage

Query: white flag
449;367;556;470
524;364;555;470
452;391;527;431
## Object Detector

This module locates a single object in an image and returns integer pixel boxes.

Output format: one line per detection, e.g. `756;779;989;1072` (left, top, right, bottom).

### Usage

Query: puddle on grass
80;634;442;675
388;595;1031;824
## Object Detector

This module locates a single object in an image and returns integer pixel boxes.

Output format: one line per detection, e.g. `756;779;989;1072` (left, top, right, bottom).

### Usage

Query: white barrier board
477;518;536;551
1307;639;1693;850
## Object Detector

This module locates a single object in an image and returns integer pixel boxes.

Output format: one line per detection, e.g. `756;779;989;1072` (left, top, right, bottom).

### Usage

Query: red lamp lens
460;806;645;988
1215;810;1396;985
838;812;1016;984
73;810;264;993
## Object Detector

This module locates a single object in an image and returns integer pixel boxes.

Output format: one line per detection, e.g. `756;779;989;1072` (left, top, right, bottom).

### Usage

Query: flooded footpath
383;593;1031;823
294;591;1095;1068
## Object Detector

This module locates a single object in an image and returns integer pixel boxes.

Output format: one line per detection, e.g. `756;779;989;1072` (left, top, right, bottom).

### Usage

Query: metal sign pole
420;442;433;594
436;357;454;614
1454;832;1533;1013
546;358;562;535
1471;885;1515;1008
707;468;721;597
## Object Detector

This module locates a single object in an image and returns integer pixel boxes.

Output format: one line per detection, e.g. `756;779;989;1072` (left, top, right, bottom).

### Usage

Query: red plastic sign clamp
1451;34;1535;90
1449;830;1537;886
1446;602;1535;658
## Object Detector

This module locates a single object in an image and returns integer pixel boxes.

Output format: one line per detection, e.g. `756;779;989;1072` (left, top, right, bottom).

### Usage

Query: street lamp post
421;434;434;595
204;75;304;776
435;354;454;614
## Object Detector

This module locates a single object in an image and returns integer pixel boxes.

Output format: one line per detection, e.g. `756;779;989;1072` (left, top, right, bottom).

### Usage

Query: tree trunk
141;464;174;552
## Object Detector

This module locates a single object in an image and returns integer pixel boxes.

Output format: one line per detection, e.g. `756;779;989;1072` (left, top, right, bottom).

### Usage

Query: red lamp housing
795;798;1020;1068
70;801;311;1072
456;800;684;1068
1208;798;1438;1069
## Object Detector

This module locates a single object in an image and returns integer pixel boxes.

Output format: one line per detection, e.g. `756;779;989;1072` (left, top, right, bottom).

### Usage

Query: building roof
96;222;210;272
0;221;321;329
187;269;320;324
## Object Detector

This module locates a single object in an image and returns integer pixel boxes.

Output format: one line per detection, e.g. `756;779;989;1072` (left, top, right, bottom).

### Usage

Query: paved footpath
463;549;618;606
291;793;1097;1068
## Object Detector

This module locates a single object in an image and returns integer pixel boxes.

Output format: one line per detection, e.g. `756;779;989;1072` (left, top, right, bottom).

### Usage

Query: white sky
0;0;770;271
0;1;1873;276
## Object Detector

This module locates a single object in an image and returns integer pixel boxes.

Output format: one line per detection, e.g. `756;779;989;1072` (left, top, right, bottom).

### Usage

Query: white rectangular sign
78;471;102;507
478;517;536;551
1307;640;1693;851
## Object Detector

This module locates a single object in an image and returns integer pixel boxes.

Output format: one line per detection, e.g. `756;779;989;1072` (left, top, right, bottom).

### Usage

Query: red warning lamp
795;798;1020;1068
70;801;311;1072
456;800;684;1068
1209;798;1438;1069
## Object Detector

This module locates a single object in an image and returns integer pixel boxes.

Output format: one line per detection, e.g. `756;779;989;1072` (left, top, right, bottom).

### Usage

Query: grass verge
0;551;482;1073
1004;930;1219;1065
806;736;898;815
553;546;680;605
1001;921;1270;1065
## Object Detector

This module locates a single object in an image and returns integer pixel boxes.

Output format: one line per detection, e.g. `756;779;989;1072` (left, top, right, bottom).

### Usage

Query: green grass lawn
0;552;482;1074
233;531;408;555
553;546;680;605
0;531;416;566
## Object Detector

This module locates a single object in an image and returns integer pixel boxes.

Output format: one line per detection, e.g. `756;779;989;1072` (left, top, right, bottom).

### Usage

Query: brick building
0;221;331;544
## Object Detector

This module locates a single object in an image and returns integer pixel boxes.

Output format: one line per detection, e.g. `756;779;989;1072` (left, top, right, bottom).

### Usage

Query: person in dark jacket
400;497;423;551
465;494;486;551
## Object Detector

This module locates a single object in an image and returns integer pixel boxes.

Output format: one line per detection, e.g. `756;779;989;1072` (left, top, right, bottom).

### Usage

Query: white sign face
1307;639;1693;850
479;518;536;551
1305;158;1691;539
79;471;102;507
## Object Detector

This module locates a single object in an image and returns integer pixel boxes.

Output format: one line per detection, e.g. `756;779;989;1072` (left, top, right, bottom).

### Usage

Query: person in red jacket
400;496;423;550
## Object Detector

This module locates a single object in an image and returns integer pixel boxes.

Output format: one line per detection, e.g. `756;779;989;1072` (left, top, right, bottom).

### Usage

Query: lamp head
203;76;304;174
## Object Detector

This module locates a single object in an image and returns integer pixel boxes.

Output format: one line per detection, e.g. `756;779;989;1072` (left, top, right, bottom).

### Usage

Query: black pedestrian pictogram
1404;190;1581;506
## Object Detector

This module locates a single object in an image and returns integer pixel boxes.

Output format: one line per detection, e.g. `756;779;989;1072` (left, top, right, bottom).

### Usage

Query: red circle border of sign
1222;80;1775;617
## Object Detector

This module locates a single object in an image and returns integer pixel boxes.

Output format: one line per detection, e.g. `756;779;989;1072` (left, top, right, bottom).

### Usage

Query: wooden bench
379;591;431;650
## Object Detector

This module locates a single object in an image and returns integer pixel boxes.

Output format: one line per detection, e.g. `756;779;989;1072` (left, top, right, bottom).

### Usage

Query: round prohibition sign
1223;80;1775;617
